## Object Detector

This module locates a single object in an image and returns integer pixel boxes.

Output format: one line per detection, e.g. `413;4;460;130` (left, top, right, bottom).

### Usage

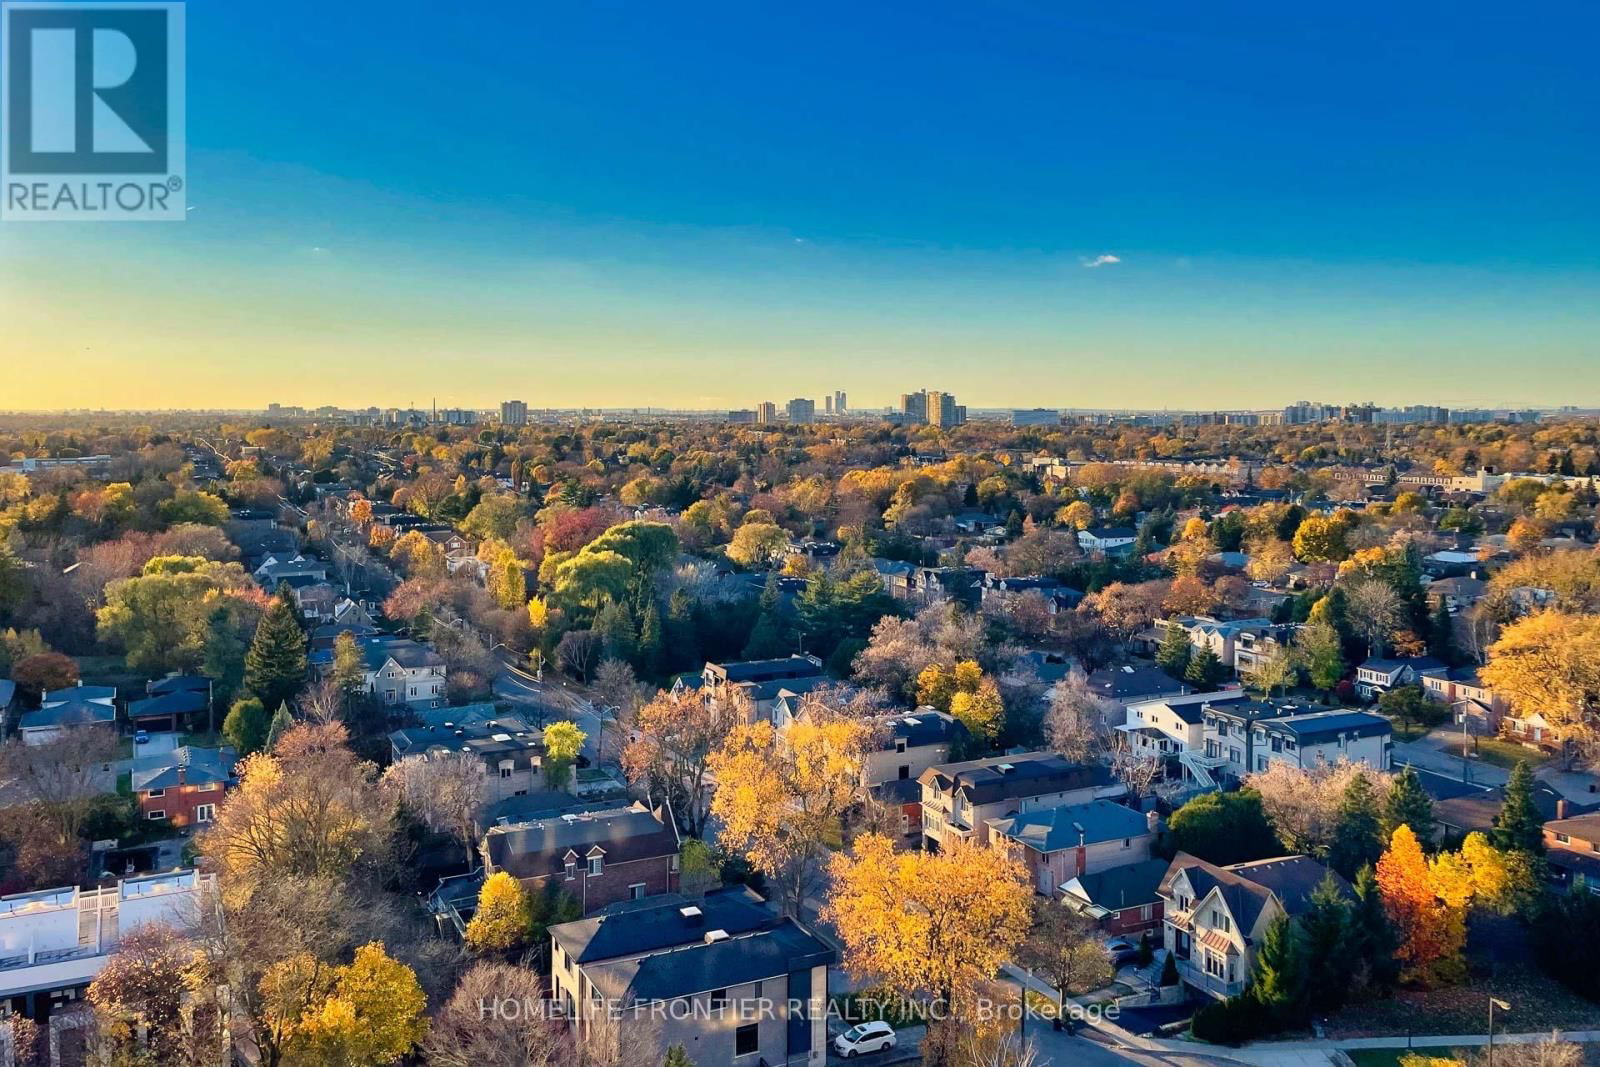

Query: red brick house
481;802;682;915
130;746;236;828
1544;810;1600;895
1059;858;1169;936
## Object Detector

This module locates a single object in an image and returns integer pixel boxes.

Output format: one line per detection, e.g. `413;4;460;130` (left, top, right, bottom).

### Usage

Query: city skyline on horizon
4;3;1598;411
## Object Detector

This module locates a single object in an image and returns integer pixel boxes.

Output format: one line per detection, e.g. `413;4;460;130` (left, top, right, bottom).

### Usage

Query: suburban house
1121;691;1232;788
860;709;966;788
390;704;546;804
988;799;1157;896
1084;665;1192;728
1354;656;1448;701
1500;707;1563;751
0;870;215;1022
419;527;475;559
1427;576;1488;613
130;746;236;827
1243;710;1393;775
549;888;833;1067
919;752;1125;851
19;685;117;745
252;551;330;589
128;675;212;734
1544;811;1600;895
1060;857;1170;936
980;575;1084;615
1159;853;1346;999
1426;770;1594;846
1421;666;1509;735
1148;616;1283;676
481;801;681;915
1078;526;1137;554
0;680;16;735
700;655;825;703
869;558;918;600
316;634;446;709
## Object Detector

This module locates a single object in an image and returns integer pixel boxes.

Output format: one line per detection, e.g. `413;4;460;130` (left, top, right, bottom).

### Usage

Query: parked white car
834;1020;897;1058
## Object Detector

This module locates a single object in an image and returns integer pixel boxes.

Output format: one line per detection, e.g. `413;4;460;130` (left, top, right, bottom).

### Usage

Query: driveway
139;731;179;756
1391;730;1508;788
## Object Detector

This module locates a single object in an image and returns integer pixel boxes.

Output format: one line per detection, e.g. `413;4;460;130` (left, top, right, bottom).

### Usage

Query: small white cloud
1081;254;1121;268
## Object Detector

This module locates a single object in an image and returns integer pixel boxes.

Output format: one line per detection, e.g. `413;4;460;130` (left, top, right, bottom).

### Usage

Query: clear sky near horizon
3;1;1598;412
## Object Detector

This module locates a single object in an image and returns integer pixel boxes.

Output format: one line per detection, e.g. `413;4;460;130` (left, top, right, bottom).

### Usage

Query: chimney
1073;822;1087;878
1556;798;1569;821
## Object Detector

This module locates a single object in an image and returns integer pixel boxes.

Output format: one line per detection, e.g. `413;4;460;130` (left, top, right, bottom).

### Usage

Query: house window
147;810;165;820
895;738;907;753
629;883;646;900
898;765;910;780
1556;833;1571;844
565;860;577;880
195;804;216;823
734;1023;759;1057
1122;837;1131;848
147;789;165;799
710;988;728;1010
588;856;603;876
500;764;513;778
1139;904;1152;921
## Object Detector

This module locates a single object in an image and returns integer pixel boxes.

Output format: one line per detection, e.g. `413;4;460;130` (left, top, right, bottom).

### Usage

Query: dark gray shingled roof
581;918;834;1004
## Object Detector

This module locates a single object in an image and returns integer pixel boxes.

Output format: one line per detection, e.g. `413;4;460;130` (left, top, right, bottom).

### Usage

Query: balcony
1174;957;1245;1000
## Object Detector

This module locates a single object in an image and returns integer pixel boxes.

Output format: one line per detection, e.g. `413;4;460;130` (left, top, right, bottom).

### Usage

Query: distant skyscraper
786;397;816;424
825;395;834;414
727;409;756;424
500;400;528;426
927;391;964;429
755;401;777;425
1010;408;1059;426
900;391;928;423
834;390;847;414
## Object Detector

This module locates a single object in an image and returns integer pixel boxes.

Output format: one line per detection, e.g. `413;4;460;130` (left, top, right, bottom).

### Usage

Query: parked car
133;730;150;745
834;1021;897;1058
1107;937;1140;967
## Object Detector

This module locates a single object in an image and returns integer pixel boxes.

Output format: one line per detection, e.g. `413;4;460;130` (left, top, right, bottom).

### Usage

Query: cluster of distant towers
739;389;964;427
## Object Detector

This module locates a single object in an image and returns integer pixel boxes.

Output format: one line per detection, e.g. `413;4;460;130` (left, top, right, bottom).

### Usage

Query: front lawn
1438;738;1549;771
1326;962;1596;1039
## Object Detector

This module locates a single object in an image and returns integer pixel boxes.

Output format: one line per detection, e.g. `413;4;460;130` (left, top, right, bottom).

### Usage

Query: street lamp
1487;997;1511;1067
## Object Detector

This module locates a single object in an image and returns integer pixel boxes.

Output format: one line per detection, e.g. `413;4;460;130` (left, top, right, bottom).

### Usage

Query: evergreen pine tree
1329;772;1385;879
264;701;295;752
637;599;664;680
243;598;309;711
1351;863;1400;992
1299;872;1353;1011
663;1045;696;1067
665;589;700;674
1184;646;1224;690
201;605;247;716
1493;760;1544;855
593;599;638;664
742;610;790;659
1248;914;1308;1029
1383;766;1435;844
1156;624;1192;680
1427;602;1457;665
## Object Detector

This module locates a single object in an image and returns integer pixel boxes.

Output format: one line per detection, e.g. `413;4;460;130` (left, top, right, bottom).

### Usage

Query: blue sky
4;0;1598;410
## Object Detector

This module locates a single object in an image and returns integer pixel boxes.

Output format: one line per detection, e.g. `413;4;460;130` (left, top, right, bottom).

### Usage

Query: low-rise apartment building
0;870;214;1021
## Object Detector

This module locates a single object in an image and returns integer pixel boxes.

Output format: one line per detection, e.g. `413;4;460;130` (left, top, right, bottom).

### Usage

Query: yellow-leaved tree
464;872;533;953
262;941;427;1067
950;676;1006;745
1480;610;1600;763
709;713;870;916
822;834;1031;1029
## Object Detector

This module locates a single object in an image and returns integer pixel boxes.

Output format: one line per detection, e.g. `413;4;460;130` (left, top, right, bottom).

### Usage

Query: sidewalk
1134;1028;1600;1066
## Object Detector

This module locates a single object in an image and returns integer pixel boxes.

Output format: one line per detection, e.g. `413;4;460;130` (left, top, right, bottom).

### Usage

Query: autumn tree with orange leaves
1377;824;1464;985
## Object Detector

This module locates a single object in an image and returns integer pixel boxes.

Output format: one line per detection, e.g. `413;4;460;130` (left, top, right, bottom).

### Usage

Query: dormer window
588;856;603;877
